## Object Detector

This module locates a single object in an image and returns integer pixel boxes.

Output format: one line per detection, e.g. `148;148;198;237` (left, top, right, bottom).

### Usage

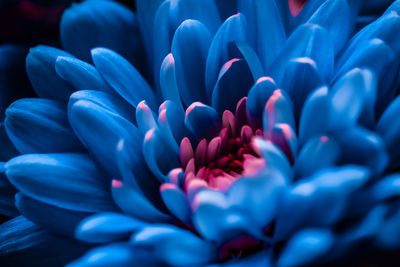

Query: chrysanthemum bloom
2;0;400;266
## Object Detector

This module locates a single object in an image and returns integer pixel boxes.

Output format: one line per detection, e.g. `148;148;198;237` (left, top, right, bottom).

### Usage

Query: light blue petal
376;95;400;170
238;0;286;70
132;224;217;266
136;101;158;136
307;0;353;54
205;13;247;99
159;54;183;110
60;0;145;71
5;98;84;154
269;23;334;84
212;59;254;114
5;153;117;213
172;19;212;106
25;45;76;102
55;56;113;93
372;174;400;202
160;183;191;223
91;47;157;110
76;212;146;243
15;193;91;237
278;229;334;267
68;98;142;177
185;102;220;139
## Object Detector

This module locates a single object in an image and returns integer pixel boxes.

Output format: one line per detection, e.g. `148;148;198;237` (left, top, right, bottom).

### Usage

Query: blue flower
2;0;400;266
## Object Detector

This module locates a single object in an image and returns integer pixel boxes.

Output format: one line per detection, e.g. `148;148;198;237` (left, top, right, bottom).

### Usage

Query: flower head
2;0;400;266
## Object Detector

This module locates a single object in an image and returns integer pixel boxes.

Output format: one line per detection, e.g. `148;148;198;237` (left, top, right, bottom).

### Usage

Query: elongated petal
205;13;247;99
5;98;83;154
91;47;157;110
160;183;191;223
76;212;146;243
172;19;212;106
212;59;254;114
26;45;76;102
159;54;182;109
136;101;158;136
5;153;117;213
55;56;113;93
60;0;145;68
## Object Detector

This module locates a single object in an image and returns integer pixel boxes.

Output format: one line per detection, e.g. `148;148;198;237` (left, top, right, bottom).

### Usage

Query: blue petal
160;183;191;223
376;209;400;249
0;123;18;161
372;174;400;202
142;128;180;182
76;212;146;243
159;54;183;110
132;224;217;266
274;166;370;240
280;58;323;119
0;216;91;267
263;89;295;135
215;0;237;19
269;23;334;84
136;101;158;136
298;86;330;145
25;45;76;102
91;47;157;110
185;102;220;140
60;0;145;72
227;170;287;229
332;127;388;175
295;135;341;179
307;0;353;54
376;95;400;170
328;68;375;130
5;153;117;213
111;179;169;222
212;58;254;114
0;163;18;217
277;229;334;267
55;56;113;93
247;77;277;129
69;90;136;124
172;19;212;106
67;242;157;267
15;193;91;237
205;13;247;99
238;0;286;70
5;98;84;154
68;98;142;177
229;41;264;80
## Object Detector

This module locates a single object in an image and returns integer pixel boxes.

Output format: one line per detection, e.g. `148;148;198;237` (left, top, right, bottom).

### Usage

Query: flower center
179;98;265;192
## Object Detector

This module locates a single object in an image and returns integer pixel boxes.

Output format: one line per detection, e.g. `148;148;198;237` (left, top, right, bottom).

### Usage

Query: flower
2;0;400;266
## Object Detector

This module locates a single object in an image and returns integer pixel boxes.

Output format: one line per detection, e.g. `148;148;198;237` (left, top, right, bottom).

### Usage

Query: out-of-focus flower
2;0;400;266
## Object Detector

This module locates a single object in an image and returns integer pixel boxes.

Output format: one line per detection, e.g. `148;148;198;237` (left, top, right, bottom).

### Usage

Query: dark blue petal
332;127;388;175
0;216;91;267
229;41;264;80
68;98;141;177
76;212;146;243
60;0;145;72
212;59;254;115
275;166;370;241
205;13;247;99
0;163;18;217
215;0;237;19
0;123;18;161
160;183;191;223
67;242;158;267
55;56;113;93
172;19;212;106
328;68;375;130
142;128;180;182
247;77;277;129
26;45;76;102
376;95;400;169
307;0;353;54
278;229;334;267
281;58;323;119
238;0;286;70
111;179;169;222
15;193;91;237
91;47;157;110
269;23;334;84
295;135;341;179
132;224;217;266
299;86;330;145
5;98;84;154
376;209;400;249
5;153;117;213
185;102;220;140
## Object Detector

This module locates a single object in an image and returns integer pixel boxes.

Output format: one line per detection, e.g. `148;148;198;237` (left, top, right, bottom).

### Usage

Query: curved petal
5;98;84;154
185;102;220;140
160;183;191;223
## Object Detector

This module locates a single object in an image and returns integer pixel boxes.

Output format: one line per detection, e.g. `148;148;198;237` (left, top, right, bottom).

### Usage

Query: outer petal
5;98;84;154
